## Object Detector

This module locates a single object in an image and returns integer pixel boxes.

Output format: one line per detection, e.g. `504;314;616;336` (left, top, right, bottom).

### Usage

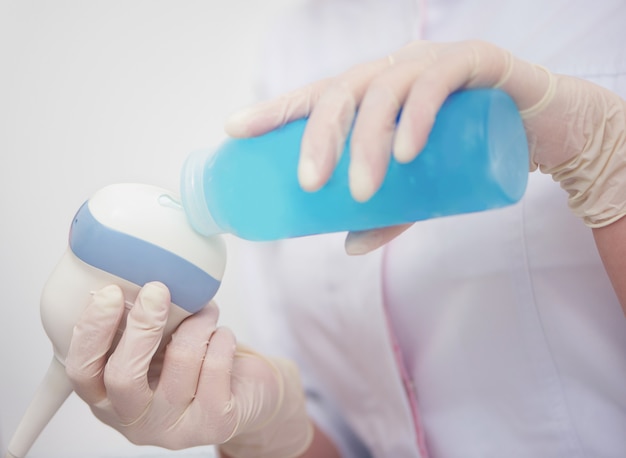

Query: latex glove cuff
220;354;314;458
542;97;626;228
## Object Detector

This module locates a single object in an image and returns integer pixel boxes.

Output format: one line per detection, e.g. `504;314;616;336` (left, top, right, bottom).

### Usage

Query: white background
0;1;299;456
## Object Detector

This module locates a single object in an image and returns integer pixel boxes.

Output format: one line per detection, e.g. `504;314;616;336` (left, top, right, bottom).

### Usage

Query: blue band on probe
69;201;220;313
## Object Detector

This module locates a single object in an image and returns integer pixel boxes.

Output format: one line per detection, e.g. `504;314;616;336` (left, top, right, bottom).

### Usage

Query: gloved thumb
345;223;413;255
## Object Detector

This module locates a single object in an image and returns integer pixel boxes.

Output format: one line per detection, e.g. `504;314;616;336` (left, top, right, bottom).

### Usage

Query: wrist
220;354;314;458
543;95;626;227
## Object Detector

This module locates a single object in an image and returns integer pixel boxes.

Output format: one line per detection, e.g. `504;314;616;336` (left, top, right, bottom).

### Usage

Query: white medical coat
237;1;626;456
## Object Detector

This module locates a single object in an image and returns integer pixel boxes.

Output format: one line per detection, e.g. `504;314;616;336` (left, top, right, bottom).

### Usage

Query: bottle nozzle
180;149;223;236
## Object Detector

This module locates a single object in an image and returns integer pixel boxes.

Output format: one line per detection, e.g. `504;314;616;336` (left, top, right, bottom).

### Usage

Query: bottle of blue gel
180;89;529;241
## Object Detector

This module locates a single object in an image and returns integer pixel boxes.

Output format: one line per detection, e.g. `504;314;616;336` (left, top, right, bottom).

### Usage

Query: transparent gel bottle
181;89;529;241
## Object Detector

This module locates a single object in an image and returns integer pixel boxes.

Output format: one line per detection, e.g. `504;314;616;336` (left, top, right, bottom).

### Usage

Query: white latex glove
225;40;626;254
65;282;313;457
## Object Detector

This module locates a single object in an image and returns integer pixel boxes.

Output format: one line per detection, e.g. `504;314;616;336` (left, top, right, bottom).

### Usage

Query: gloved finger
349;56;439;202
393;40;538;164
66;284;126;405
344;223;413;256
193;326;237;439
103;281;170;425
223;54;391;143
224;79;331;138
297;58;391;191
152;302;220;416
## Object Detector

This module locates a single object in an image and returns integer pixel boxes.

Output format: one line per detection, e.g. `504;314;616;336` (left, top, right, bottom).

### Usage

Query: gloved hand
64;282;313;457
224;40;626;254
